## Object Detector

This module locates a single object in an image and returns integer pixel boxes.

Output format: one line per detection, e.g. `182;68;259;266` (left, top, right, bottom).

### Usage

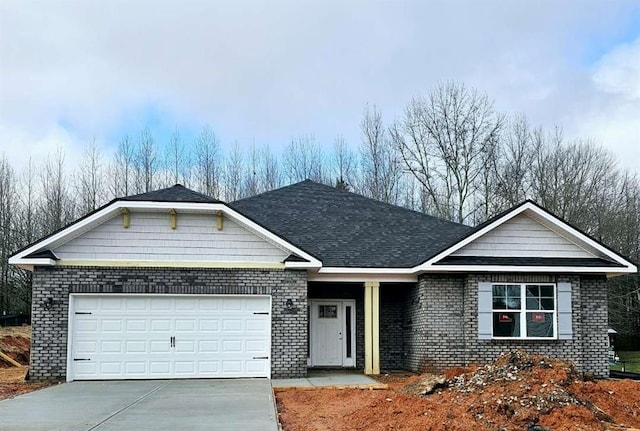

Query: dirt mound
276;350;640;431
0;326;31;368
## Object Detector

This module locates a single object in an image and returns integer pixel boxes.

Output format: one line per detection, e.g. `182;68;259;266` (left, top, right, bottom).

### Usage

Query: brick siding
402;273;609;378
30;266;307;381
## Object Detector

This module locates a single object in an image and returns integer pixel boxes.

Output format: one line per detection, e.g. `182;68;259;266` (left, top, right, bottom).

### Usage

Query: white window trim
491;282;558;340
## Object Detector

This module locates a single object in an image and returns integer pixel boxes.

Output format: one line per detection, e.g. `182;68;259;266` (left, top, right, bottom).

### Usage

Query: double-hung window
492;283;556;339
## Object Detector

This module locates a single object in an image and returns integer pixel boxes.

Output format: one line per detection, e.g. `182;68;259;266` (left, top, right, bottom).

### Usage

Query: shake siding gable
451;213;595;258
53;211;289;263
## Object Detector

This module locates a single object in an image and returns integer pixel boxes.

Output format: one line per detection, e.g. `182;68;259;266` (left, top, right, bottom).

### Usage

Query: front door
309;300;356;367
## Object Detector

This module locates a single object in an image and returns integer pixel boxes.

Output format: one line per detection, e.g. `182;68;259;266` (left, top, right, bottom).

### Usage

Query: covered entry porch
307;281;411;374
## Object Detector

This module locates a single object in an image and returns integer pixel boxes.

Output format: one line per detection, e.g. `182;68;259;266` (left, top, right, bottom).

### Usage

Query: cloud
0;0;639;173
593;37;640;100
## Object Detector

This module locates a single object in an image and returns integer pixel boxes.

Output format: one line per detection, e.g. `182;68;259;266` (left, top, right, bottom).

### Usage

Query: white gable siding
53;212;288;263
451;213;595;258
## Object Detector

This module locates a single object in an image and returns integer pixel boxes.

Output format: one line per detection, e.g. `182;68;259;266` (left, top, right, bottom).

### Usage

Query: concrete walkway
0;379;278;431
272;371;386;389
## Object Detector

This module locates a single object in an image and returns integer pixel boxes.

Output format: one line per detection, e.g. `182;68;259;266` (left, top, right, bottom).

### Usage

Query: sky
1;0;639;172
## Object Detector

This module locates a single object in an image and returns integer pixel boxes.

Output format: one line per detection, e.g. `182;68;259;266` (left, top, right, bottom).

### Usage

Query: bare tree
194;125;221;197
0;155;16;313
359;105;402;203
39;146;74;233
224;142;244;201
136;128;158;193
165;128;190;186
257;145;281;193
392;82;504;223
284;135;326;183
333;135;355;190
111;135;136;197
75;140;104;214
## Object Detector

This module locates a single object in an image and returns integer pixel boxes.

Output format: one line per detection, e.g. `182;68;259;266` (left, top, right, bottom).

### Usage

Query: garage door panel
150;299;171;311
125;362;147;374
150;340;171;353
75;341;97;354
246;319;268;332
222;319;243;331
198;361;219;373
71;295;271;380
150;319;171;332
100;362;122;375
175;319;195;332
126;319;147;332
198;340;219;353
75;319;98;333
150;361;170;374
246;340;267;353
125;340;147;353
75;297;99;310
175;299;196;310
100;340;123;354
101;319;123;332
198;319;219;332
246;298;269;312
100;299;124;311
125;298;147;311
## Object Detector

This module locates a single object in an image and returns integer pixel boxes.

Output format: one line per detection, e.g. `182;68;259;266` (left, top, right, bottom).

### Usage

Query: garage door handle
75;312;92;315
253;312;269;315
253;356;269;360
73;358;91;361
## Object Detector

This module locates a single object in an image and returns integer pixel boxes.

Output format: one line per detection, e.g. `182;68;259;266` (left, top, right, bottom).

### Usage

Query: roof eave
417;264;636;277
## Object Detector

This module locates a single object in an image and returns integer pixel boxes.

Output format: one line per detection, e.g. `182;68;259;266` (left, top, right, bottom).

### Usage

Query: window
318;305;337;318
492;283;556;338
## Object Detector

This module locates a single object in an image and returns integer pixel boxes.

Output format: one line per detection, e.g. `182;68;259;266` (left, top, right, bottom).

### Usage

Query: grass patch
610;351;640;373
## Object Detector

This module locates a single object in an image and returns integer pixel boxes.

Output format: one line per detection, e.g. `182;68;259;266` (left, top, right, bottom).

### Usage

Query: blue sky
1;0;639;172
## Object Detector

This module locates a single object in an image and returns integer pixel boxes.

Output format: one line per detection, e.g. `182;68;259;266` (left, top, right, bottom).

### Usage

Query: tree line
1;82;638;346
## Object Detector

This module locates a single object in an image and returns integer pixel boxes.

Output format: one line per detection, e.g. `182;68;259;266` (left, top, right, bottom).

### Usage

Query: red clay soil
0;326;51;400
276;351;640;431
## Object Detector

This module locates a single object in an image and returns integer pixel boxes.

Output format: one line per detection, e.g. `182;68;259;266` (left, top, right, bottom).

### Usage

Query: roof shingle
121;184;220;203
231;180;472;268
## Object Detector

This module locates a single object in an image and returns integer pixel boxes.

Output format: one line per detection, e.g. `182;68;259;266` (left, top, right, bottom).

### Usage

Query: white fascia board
9;200;322;269
415;202;637;272
318;267;414;274
308;272;417;283
424;264;635;275
7;258;55;267
309;267;417;282
284;261;322;269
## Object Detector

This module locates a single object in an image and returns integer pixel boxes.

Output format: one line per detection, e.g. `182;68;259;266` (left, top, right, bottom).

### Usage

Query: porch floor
272;369;386;389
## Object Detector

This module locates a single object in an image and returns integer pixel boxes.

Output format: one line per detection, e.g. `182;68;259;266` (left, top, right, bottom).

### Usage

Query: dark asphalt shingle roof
231;180;472;268
121;184;221;203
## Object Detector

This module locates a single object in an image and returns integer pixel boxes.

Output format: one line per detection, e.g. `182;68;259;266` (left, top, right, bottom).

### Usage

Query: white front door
309;299;356;367
68;294;271;381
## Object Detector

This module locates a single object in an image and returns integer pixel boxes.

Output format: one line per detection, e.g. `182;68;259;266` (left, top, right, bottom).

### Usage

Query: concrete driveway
0;379;279;431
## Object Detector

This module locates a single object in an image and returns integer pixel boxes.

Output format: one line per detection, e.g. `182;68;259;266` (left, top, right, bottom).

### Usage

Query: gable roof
418;200;637;274
121;184;221;203
231;180;472;268
9;181;636;276
9;184;321;270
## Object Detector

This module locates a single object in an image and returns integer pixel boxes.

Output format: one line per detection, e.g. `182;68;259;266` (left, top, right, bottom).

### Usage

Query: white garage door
69;295;271;381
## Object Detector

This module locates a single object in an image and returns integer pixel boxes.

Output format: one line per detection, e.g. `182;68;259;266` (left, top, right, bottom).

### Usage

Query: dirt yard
276;351;640;431
0;326;51;400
